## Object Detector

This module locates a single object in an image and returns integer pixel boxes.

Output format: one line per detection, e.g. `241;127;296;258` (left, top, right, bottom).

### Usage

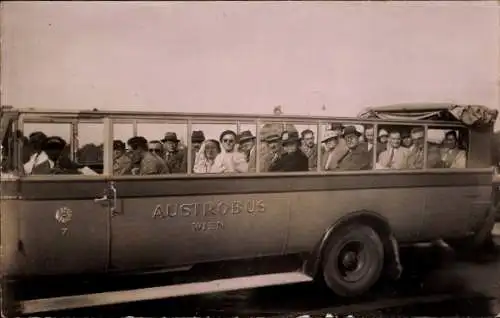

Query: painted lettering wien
192;221;224;232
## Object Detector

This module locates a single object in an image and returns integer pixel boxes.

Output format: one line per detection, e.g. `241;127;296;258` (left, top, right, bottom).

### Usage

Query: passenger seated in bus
321;124;349;170
148;140;164;158
363;126;384;161
336;126;371;171
378;129;389;153
113;140;132;175
127;136;169;175
376;131;410;170
188;130;206;172
24;131;50;175
401;131;413;148
237;130;256;172
193;139;222;173
406;127;425;169
216;130;248;173
269;131;308;172
321;130;341;171
300;129;318;171
39;136;81;175
440;130;466;168
162;132;186;173
260;133;284;172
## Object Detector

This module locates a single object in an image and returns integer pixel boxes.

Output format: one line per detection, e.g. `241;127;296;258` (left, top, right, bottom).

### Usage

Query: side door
15;118;109;277
107;119;289;272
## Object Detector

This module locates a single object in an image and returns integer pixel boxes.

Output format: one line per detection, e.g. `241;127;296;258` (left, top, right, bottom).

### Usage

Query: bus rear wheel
322;224;384;297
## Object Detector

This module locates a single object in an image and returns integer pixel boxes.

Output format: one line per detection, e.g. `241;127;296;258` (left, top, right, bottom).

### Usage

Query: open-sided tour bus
1;103;498;315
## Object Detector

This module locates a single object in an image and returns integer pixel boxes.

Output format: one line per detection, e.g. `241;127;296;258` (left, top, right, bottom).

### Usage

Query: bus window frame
12;111;487;180
19;114;109;179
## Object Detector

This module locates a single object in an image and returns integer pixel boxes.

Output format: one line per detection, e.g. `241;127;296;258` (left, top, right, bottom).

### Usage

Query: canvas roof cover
358;103;498;129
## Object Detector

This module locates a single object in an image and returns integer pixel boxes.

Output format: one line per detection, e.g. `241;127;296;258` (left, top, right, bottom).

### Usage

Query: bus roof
358;102;498;128
1;103;496;127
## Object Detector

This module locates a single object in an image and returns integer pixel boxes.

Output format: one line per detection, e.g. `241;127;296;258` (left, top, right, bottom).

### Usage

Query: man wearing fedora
336;126;371;171
269;131;308;172
162;132;187;173
185;130;206;172
237;130;257;172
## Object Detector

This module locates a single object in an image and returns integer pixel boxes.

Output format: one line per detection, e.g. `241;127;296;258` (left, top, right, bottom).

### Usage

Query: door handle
94;182;118;216
94;195;109;204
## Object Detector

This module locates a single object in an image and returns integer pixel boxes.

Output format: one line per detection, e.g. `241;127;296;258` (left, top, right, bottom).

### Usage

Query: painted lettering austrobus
152;199;266;219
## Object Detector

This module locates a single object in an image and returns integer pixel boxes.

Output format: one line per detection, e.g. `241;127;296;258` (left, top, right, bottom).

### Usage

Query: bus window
76;122;104;174
0;120;25;175
375;124;425;170
236;122;257;173
22;122;84;175
427;127;468;169
259;121;298;173
129;121;188;175
334;123;372;171
191;122;246;174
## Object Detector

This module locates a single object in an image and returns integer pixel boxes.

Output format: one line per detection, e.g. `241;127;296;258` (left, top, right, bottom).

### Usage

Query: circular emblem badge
55;207;73;224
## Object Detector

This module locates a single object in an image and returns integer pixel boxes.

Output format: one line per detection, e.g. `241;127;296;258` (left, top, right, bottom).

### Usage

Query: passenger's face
325;137;339;150
412;134;424;149
365;129;374;144
345;134;359;149
379;135;388;144
113;149;124;159
303;133;315;148
148;143;163;156
204;142;220;160
221;134;236;152
240;140;254;153
267;140;281;153
192;142;202;153
164;141;177;153
283;142;298;154
402;137;412;147
443;135;457;149
389;133;401;148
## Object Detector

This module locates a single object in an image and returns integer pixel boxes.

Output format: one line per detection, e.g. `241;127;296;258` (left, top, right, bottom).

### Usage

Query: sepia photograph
1;1;500;317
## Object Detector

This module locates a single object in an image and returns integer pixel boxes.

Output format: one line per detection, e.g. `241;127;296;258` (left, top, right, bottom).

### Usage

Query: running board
19;271;313;314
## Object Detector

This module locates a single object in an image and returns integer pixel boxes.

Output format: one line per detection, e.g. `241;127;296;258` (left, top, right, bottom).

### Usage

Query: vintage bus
1;103;498;315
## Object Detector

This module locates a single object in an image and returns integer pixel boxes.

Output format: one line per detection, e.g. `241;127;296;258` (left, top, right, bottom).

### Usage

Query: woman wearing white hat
321;130;341;171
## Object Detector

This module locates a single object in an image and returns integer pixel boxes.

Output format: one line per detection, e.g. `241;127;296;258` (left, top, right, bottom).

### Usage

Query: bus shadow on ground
47;243;499;317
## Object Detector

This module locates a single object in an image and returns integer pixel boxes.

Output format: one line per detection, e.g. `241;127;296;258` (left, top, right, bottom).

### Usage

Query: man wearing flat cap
336;126;371;171
237;130;257;172
128;136;169;175
113;140;133;175
162;132;187;173
259;132;284;172
269;131;308;172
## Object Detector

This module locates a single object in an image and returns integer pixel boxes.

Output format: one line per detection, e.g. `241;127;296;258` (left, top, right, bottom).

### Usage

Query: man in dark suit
269;131;308;172
337;126;372;171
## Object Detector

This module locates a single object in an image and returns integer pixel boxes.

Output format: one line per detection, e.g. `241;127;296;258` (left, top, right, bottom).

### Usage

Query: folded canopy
358;103;498;129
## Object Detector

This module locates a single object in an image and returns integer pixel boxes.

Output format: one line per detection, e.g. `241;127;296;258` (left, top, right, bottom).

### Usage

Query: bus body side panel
109;178;291;271
286;172;493;253
5;179;109;278
1;197;21;277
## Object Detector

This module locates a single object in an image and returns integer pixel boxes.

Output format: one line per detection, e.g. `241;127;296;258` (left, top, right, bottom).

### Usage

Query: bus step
19;271;313;314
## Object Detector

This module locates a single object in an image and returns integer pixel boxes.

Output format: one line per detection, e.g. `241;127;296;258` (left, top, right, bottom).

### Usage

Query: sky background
2;1;499;144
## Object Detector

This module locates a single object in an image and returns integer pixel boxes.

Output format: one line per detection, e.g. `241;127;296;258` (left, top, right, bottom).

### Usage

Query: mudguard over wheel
322;223;384;297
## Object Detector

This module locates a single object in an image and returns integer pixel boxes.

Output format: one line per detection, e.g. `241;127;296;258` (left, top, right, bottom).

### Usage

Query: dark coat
337;145;372;171
269;150;309;172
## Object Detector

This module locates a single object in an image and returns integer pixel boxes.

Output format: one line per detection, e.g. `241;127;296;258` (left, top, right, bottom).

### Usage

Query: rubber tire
322;224;384;297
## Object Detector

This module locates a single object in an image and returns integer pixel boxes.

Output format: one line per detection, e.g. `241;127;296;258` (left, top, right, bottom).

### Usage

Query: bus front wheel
322;224;384;297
